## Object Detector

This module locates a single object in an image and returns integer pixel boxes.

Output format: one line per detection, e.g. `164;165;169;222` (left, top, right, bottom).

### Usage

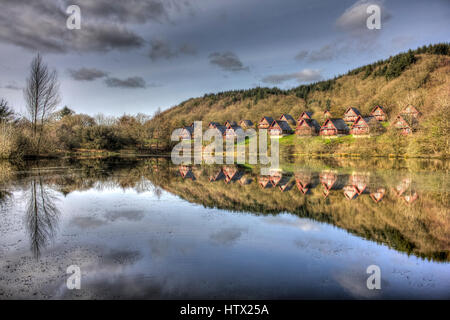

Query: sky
0;0;448;117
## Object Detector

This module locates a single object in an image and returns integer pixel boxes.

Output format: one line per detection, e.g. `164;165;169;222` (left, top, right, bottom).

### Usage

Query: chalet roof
213;125;227;134
344;107;362;116
225;120;238;127
260;116;274;124
239;120;254;126
395;114;418;128
323;118;349;131
299;111;314;119
271;120;292;131
280;114;296;121
401;104;421;115
370;105;385;113
183;125;194;134
352;115;378;127
297;118;320;130
209;121;221;127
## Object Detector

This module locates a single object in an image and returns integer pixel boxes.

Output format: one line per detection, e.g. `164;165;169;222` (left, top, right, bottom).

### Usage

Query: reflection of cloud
210;227;247;245
71;216;107;229
333;271;386;299
264;215;320;231
104;210;145;222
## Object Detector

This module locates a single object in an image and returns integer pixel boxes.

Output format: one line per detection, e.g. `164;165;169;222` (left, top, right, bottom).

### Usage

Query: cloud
104;76;147;88
149;39;197;61
208;51;249;72
336;0;391;34
261;69;322;85
68;68;108;81
210;227;247;245
295;44;339;62
1;82;22;90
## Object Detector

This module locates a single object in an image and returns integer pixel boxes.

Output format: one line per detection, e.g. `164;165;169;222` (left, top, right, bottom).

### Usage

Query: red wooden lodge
370;105;387;121
179;125;194;140
320;119;349;136
269;120;293;136
393;114;417;135
400;105;421;118
350;115;383;136
297;111;314;122
239;120;254;130
279;114;296;127
295;118;320;136
343;107;362;123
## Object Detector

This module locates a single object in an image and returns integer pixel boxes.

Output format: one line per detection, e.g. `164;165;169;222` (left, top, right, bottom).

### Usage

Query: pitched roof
370;105;385;113
280;114;296;121
225;120;238;127
239;120;254;126
352;115;378;127
182;125;194;134
271;120;292;131
209;121;221;127
344;107;362;116
323;118;349;131
395;114;418;127
299;111;314;119
297;118;320;130
260;116;274;124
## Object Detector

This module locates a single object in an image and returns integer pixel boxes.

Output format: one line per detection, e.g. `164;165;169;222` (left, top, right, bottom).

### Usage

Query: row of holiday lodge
179;105;421;139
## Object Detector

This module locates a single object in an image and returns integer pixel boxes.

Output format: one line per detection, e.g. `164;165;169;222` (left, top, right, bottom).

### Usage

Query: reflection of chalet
179;166;195;180
258;176;273;188
209;169;225;182
269;120;293;136
295;171;318;194
393;115;418;135
350;115;383;136
370;188;386;203
298;111;314;122
295;119;320;136
400;105;421;118
239;175;253;185
349;173;369;194
223;166;244;183
258;117;274;130
370;106;387;121
402;191;419;204
320;171;347;191
320;119;349;136
393;178;411;196
279;114;296;127
270;174;293;192
239;120;254;130
343;185;360;200
343;107;362;123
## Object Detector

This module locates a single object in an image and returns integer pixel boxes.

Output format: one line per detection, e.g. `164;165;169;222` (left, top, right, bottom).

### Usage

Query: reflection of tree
25;173;60;259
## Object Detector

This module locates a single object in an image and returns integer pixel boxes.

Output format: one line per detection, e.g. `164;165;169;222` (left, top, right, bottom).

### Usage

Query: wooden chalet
370;105;387;121
298;111;314;122
279;114;296;127
239;120;254;129
343;107;362;123
224;120;238;128
370;188;386;203
224;124;243;137
295;119;320;136
208;121;221;129
258;116;274;130
323;110;332;119
400;105;421;118
320;118;349;136
393;114;418;135
269;120;293;136
350;115;383;136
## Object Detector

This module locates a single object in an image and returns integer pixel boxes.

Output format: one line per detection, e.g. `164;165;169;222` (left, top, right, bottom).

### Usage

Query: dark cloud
295;43;343;62
149;39;197;61
210;227;246;245
68;68;108;81
71;216;107;229
104;76;147;88
104;210;145;222
1;82;22;90
208;51;249;72
262;69;322;85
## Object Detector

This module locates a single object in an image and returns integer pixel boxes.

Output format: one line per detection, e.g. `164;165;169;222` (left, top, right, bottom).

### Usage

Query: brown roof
299;111;314;120
280;114;296;122
271;120;293;131
225;120;238;127
297;118;320;130
352;115;379;127
370;105;385;113
260;116;274;124
239;120;254;126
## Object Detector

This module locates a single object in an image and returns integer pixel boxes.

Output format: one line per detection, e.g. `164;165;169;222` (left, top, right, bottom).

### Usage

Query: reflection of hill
1;157;448;262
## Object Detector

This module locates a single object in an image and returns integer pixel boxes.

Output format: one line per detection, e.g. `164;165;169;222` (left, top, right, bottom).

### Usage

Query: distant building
297;111;314;122
393;114;418;135
323;110;332;119
343;107;362;123
224;124;242;137
239;120;254;129
179;125;194;140
350;115;383;136
269;120;293;136
320;118;349;136
370;105;387;121
279;114;296;127
208;121;221;129
295;119;320;136
224;120;238;128
258;116;274;129
400;105;421;118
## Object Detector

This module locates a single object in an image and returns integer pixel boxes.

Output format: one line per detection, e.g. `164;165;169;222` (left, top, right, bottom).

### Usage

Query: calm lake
0;157;448;299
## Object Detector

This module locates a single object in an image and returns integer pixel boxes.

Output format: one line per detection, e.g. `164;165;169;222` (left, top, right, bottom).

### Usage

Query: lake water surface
0;157;448;299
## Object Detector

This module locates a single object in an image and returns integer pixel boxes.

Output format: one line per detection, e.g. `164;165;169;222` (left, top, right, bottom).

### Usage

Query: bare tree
24;53;60;153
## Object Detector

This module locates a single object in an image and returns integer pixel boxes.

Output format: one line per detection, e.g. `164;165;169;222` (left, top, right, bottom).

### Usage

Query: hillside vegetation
155;44;450;158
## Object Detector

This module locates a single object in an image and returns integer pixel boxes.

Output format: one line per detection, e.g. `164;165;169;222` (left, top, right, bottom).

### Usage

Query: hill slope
154;44;449;157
